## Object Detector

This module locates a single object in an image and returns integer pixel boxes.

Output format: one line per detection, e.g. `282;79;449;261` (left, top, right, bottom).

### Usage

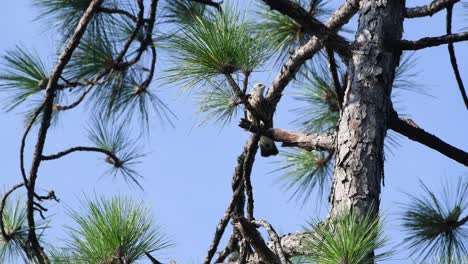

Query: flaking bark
329;0;405;217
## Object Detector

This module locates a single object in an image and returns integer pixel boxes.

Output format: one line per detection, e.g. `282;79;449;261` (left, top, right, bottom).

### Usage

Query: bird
246;83;278;157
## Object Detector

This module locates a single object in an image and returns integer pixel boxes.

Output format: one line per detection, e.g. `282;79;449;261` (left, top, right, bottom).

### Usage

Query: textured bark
329;0;405;217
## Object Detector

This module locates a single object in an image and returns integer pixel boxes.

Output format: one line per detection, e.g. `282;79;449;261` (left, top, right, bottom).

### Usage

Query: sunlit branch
239;119;336;151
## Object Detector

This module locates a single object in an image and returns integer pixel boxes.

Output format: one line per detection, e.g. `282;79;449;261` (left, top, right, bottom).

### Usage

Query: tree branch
41;146;121;166
239;119;335;151
203;135;259;264
252;220;288;264
260;0;350;59
26;1;105;262
446;5;468;109
264;0;359;110
233;216;279;264
405;0;460;18
400;32;468;50
389;112;468;166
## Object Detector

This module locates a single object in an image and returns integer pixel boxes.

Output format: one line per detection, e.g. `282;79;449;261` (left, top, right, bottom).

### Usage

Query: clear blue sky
0;0;467;263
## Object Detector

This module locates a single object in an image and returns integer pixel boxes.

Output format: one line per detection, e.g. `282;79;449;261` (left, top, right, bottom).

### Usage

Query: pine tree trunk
329;0;405;217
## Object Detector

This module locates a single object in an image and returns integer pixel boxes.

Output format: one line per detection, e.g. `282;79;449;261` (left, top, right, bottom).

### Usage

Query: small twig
446;5;468;110
325;48;343;109
35;191;59;202
252;219;289;264
34;207;46;220
41;146;121;167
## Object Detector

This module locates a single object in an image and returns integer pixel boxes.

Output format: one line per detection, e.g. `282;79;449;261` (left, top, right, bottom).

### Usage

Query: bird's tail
259;136;278;157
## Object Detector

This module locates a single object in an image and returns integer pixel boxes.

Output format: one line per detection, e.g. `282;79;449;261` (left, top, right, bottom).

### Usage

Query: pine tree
0;0;467;263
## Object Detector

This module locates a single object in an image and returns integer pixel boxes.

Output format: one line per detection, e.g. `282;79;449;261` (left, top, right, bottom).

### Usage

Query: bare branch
389;111;468;166
405;0;460;18
243;134;260;221
41;146;121;166
239;119;335;151
26;1;105;262
203;135;259;264
400;32;468;50
265;0;359;110
446;5;468;109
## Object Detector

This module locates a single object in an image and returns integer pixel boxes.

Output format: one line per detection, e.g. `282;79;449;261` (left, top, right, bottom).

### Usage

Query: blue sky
0;0;467;263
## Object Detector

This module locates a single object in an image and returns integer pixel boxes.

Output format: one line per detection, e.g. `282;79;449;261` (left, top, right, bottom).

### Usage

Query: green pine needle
273;149;333;205
60;195;171;263
0;46;48;112
304;211;391;264
195;80;240;127
165;4;272;88
86;116;146;188
401;178;468;263
33;0;125;44
254;0;331;67
291;67;340;133
0;196;47;263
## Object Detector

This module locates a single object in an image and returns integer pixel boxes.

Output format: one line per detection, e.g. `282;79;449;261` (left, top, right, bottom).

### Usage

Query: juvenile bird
246;83;278;157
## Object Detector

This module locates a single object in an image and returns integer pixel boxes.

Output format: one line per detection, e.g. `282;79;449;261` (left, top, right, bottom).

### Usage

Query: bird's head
251;83;266;96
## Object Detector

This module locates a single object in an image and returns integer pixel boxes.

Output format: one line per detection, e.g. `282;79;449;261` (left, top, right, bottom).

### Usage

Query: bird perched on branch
246;83;278;157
